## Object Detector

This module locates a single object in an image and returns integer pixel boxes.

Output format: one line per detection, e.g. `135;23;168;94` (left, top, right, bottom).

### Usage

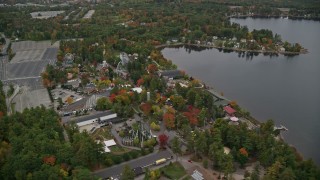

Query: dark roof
160;70;184;79
73;111;115;124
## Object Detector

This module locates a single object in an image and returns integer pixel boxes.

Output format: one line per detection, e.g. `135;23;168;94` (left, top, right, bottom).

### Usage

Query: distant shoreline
156;43;308;56
228;14;320;21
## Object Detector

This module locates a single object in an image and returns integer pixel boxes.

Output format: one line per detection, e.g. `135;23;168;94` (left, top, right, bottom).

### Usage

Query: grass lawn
109;145;130;153
92;126;113;141
161;162;187;179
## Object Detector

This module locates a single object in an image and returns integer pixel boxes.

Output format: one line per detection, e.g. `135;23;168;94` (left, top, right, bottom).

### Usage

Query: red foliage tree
140;103;152;115
163;113;175;129
136;78;144;87
109;94;117;102
158;134;169;149
183;105;201;126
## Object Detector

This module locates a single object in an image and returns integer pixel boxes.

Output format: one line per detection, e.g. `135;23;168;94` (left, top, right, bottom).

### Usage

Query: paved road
93;150;173;179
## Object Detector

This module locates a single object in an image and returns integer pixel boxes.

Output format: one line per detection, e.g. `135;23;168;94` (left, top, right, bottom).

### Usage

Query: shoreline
228;14;320;21
156;43;308;55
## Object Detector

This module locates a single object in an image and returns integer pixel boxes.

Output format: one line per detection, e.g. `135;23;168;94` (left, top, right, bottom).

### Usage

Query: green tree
96;97;112;110
171;137;181;161
194;131;207;156
121;165;135;180
279;167;296;180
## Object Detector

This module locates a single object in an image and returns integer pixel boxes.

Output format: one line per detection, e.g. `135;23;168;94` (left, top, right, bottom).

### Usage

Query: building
223;106;236;116
120;52;129;65
103;139;116;152
73;111;121;133
158;70;184;79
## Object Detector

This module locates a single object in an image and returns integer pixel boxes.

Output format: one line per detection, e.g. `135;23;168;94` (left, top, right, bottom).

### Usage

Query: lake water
162;18;320;164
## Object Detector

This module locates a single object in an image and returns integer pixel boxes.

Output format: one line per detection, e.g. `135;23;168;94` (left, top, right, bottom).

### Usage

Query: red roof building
224;106;236;116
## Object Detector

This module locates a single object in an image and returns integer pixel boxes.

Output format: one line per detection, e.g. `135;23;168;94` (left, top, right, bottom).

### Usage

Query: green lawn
161;162;187;179
92;126;113;140
109;145;132;155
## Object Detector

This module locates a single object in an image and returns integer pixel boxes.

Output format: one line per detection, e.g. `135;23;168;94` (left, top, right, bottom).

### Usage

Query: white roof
76;118;98;127
191;170;204;180
100;114;117;121
230;116;239;121
104;139;116;147
104;146;111;152
132;87;142;94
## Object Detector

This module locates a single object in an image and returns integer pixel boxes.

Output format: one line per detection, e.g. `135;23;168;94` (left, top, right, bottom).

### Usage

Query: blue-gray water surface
162;18;320;164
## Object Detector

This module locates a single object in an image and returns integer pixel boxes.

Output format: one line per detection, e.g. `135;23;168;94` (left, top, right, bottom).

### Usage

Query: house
120;52;129;65
159;70;184;80
103;139;117;152
279;47;286;52
132;87;142;94
223;106;236;116
64;79;80;89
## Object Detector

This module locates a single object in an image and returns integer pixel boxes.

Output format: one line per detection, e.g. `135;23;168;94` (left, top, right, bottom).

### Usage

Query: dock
274;124;288;131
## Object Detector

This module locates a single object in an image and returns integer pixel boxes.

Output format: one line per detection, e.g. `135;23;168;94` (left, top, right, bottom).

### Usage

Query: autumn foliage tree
163;113;175;129
136;78;144;87
147;64;158;74
158;134;169;149
183;105;201;126
140;103;152;115
238;147;249;167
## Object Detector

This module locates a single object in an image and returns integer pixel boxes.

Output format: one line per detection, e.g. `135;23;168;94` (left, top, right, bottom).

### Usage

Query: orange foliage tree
140;103;152;115
147;64;158;74
163;113;175;129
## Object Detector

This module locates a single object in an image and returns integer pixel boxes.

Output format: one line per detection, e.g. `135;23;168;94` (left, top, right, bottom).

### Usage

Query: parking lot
4;41;58;88
12;86;52;112
52;88;84;104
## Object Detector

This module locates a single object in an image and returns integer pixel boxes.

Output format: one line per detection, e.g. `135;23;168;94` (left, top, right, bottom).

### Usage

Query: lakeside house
223;106;236;116
158;70;184;80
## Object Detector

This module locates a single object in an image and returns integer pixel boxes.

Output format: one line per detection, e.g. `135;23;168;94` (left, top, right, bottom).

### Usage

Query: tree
158;134;169;149
66;96;73;104
72;166;95;180
264;161;282;180
194;131;207;156
147;64;158;74
171;137;181;161
96;97;112;110
121;165;135;180
170;95;186;111
237;147;249;167
279;168;296;180
250;163;260;180
163;113;175;129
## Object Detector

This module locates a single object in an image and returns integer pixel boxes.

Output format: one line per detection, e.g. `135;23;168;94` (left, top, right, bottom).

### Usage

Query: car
188;160;192;163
